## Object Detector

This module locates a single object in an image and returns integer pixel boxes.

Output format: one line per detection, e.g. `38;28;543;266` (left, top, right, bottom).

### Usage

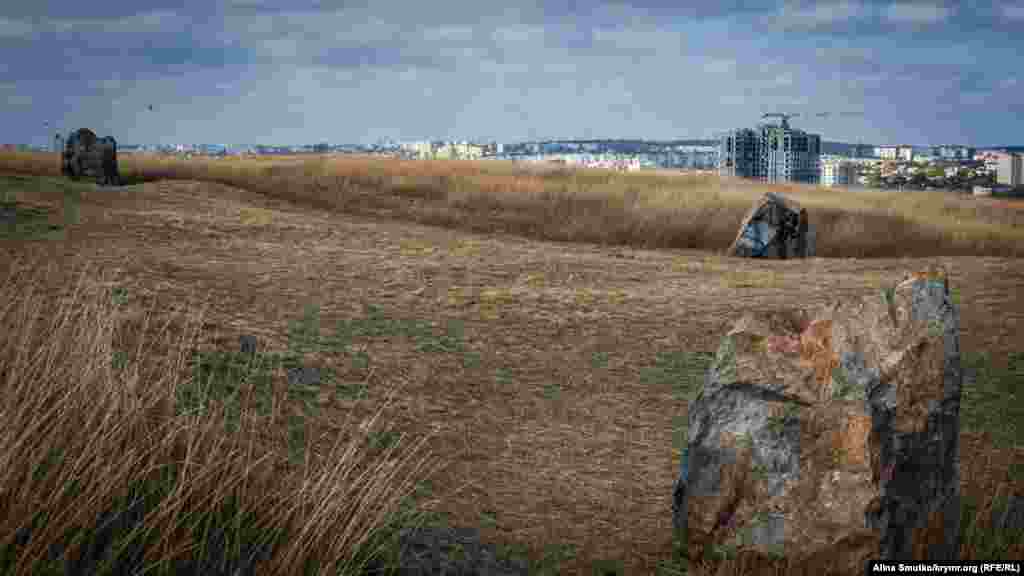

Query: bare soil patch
2;176;1022;573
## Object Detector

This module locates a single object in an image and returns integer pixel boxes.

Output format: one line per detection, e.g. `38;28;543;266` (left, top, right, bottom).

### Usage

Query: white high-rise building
997;153;1023;187
820;158;857;187
877;145;914;162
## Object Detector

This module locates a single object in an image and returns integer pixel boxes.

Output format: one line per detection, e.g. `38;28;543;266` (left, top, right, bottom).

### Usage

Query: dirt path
2;178;1022;573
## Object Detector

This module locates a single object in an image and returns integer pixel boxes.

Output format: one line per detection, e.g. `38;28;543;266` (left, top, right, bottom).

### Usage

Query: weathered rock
287;366;321;387
239;334;258;356
728;192;814;259
676;268;961;572
361;524;529;576
62;128;120;186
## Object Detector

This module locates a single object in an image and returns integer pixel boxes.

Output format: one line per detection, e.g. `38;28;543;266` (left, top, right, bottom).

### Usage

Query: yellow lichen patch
606;288;629;305
479;287;515;320
449;239;482;257
720;270;780;289
446;286;466;308
672;255;733;275
522;272;546;288
239;206;273;226
399;239;437;257
670;257;702;273
573;287;596;307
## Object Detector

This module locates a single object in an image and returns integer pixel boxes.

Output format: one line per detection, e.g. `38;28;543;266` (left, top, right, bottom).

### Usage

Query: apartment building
400;141;434;158
876;145;914;162
718;128;760;179
820;158;857;187
718;121;821;184
932;145;974;160
997;152;1023;187
876;146;898;160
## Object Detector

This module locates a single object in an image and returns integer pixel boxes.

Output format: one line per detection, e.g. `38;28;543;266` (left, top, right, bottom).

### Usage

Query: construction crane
807;111;865;119
762;112;800;129
762;111;866;129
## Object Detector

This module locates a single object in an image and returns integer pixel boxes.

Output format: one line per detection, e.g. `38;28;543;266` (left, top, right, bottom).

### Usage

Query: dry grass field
5;150;1023;259
1;151;1022;575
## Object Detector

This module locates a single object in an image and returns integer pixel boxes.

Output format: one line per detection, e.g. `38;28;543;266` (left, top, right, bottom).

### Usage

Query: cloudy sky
2;1;1022;147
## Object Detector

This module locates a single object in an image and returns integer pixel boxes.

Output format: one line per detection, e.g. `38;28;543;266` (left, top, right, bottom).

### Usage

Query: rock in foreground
675;268;961;573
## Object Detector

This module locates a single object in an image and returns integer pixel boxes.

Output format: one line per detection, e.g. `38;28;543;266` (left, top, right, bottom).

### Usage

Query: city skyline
2;1;1022;148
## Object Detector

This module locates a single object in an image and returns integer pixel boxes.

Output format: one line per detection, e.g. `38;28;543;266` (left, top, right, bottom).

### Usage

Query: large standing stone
62;128;121;186
239;334;259;356
675;268;961;572
728;192;814;259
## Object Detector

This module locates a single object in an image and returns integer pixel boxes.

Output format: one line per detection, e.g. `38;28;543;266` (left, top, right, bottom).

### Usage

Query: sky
1;0;1022;148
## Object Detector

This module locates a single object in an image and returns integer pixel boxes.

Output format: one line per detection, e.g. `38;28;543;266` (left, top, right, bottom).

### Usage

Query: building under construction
718;115;821;184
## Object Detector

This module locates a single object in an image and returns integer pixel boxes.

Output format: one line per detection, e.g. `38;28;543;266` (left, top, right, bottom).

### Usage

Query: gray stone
239;334;258;356
62;128;120;186
361;524;529;576
678;268;962;570
287;366;321;387
728;192;814;259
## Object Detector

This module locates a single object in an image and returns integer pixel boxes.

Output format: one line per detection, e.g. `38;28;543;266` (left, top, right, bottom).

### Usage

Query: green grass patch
0;199;63;240
180;347;282;427
287;303;322;356
184;303;478;423
324;305;471;363
766;401;802;436
960;350;1024;449
3;455;291;576
533;543;578;576
592;558;626;576
414;318;465;354
0;174;90;240
462;350;482;369
110;285;129;308
830;364;865;401
640;351;714;401
495;367;514;387
960;491;1024;560
366;429;401;454
542;382;561;399
335;380;369;401
673;414;690;455
479;509;498;530
650;351;714;456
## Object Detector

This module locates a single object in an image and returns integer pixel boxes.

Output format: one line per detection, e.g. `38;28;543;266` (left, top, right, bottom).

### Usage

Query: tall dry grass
2;150;1022;258
0;255;445;575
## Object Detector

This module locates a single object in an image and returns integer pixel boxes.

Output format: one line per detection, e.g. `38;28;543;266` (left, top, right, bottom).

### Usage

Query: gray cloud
770;0;874;30
0;16;34;38
1001;1;1024;18
883;1;953;23
1;0;1020;147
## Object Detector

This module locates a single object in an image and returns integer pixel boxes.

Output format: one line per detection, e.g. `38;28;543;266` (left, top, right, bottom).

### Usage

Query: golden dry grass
3;150;1023;259
0;254;445;574
0;157;1022;574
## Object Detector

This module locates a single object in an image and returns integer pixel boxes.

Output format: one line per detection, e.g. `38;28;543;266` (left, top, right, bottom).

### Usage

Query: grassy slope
0;163;1021;575
2;150;1023;259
